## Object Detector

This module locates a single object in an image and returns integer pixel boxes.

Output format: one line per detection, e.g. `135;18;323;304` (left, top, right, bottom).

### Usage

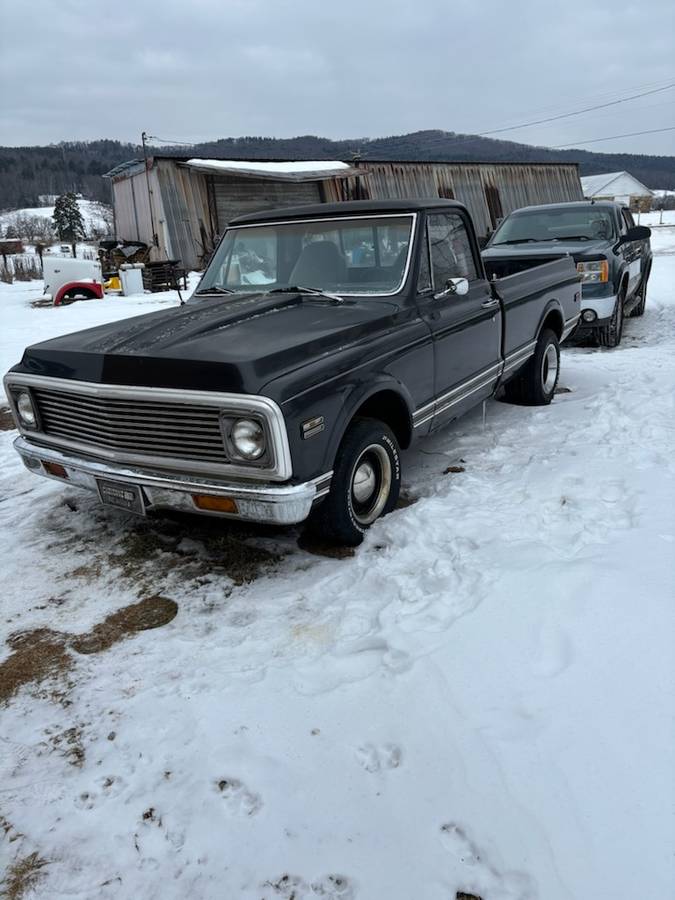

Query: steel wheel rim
541;343;558;393
350;444;392;525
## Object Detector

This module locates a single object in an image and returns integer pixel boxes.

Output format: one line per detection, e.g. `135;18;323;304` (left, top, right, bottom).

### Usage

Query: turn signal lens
576;260;608;283
192;494;238;513
43;461;68;479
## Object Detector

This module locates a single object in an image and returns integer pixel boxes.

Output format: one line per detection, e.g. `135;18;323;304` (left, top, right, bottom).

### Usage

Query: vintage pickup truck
4;199;581;544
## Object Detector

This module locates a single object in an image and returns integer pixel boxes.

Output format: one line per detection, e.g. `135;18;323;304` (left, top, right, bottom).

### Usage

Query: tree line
0;133;672;211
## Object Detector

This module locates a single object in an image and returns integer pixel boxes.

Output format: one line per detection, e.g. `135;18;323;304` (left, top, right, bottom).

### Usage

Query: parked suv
482;201;651;347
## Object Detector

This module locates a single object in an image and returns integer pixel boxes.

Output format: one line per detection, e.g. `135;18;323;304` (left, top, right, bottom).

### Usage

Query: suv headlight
577;260;608;283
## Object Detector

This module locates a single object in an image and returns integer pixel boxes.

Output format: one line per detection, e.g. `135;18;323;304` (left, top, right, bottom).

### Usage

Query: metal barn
105;156;583;271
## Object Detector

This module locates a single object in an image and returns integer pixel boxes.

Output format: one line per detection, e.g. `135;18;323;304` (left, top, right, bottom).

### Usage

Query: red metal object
53;281;104;306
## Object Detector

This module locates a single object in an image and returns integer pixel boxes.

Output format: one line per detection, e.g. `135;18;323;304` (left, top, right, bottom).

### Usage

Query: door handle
481;298;500;309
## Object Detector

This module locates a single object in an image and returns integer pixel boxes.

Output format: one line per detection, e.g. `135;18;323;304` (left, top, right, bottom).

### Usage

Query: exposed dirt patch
102;518;284;591
0;407;17;431
71;596;178;655
457;894;482;900
444;465;466;474
1;851;48;900
0;629;73;706
296;532;355;559
0;596;177;705
555;386;573;394
30;298;53;309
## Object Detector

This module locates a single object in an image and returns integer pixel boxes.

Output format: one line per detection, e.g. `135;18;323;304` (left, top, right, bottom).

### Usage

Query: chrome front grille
33;387;228;465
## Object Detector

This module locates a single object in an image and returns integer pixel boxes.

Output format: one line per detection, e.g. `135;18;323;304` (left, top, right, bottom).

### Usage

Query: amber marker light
192;495;238;513
43;462;68;479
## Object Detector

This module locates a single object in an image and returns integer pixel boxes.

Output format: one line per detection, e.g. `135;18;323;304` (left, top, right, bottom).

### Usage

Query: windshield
491;207;616;244
196;214;415;297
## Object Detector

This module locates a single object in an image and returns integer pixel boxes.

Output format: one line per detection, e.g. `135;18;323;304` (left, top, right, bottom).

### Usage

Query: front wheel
597;292;624;347
305;418;401;546
502;328;560;406
629;275;648;317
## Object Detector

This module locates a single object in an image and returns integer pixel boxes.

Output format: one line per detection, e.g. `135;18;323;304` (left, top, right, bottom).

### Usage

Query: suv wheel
629;274;648;317
501;328;560;406
597;291;624;347
305;418;401;546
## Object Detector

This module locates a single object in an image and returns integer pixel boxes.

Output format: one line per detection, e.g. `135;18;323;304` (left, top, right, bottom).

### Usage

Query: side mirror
435;277;469;299
618;225;651;245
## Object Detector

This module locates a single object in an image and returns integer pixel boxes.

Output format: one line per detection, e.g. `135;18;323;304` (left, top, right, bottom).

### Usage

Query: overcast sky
1;0;674;156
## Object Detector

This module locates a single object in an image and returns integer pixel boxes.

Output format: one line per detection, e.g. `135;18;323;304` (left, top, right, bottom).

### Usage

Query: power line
474;82;675;137
556;125;675;148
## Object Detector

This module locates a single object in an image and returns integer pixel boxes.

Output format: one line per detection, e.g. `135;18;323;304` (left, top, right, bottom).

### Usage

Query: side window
427;213;478;290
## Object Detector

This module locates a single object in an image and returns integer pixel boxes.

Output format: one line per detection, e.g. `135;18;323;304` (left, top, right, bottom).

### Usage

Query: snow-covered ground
0;235;673;899
0;199;112;238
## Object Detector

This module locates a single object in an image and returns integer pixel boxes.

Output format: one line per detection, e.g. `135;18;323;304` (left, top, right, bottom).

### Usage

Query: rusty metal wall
323;161;583;238
113;158;583;269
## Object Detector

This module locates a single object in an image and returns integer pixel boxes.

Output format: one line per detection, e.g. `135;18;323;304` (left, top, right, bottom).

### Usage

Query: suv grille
33;387;228;465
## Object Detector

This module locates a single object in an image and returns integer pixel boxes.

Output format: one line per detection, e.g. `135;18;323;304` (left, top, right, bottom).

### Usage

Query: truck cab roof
229;198;467;226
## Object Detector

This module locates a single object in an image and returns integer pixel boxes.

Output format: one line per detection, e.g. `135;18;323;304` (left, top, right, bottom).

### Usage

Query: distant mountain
0;131;672;210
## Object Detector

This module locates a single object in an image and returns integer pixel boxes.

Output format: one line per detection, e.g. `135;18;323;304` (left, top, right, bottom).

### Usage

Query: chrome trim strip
3;373;293;482
502;340;538;374
412;362;503;426
212;213;418;299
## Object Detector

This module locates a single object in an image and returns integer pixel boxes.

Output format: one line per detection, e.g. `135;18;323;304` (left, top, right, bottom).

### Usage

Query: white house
580;171;653;212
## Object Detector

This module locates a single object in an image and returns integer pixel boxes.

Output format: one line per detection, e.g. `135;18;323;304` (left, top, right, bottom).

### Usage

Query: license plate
97;479;146;515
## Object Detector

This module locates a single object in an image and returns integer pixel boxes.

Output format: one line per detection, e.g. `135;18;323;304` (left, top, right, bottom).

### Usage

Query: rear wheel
305;418;401;546
597;291;624;347
502;328;560;406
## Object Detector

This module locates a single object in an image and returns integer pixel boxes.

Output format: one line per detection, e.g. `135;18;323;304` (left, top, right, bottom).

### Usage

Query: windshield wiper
194;286;236;295
492;238;539;245
265;285;344;303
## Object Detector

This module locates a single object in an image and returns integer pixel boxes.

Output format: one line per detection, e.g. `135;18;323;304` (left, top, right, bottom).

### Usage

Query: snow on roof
581;171;653;198
184;158;356;181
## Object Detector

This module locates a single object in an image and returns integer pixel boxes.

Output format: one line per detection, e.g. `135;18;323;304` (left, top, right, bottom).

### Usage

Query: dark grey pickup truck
5;199;580;544
483;201;652;347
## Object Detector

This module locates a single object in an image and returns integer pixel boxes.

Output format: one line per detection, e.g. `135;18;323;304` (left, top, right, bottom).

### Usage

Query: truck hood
16;292;400;395
483;238;610;260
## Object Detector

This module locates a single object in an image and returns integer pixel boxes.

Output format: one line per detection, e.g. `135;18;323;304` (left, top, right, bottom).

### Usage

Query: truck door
416;211;502;429
620;208;642;296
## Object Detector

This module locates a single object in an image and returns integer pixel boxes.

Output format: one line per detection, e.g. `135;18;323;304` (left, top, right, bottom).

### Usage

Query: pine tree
53;192;86;253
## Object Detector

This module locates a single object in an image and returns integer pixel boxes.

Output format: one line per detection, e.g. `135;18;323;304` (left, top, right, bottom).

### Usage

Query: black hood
483;237;610;261
17;292;400;395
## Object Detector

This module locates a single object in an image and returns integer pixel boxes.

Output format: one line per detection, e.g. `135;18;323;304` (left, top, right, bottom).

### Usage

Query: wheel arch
323;380;415;469
536;301;564;341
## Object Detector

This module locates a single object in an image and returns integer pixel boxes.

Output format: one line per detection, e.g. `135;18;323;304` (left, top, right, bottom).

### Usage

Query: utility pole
141;131;159;248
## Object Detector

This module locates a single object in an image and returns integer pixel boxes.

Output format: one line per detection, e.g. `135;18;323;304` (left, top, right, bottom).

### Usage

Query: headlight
15;390;36;426
231;418;266;460
577;260;608;283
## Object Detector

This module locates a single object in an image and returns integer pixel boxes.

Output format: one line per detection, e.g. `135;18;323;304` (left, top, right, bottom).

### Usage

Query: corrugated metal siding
213;177;322;232
324;161;583;238
113;157;582;270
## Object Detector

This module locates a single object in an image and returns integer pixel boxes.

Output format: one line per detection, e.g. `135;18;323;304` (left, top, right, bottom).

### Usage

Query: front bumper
13;436;331;525
578;291;618;327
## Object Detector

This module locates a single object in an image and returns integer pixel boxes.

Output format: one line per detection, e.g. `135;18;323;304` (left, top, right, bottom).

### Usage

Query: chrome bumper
13;436;331;525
